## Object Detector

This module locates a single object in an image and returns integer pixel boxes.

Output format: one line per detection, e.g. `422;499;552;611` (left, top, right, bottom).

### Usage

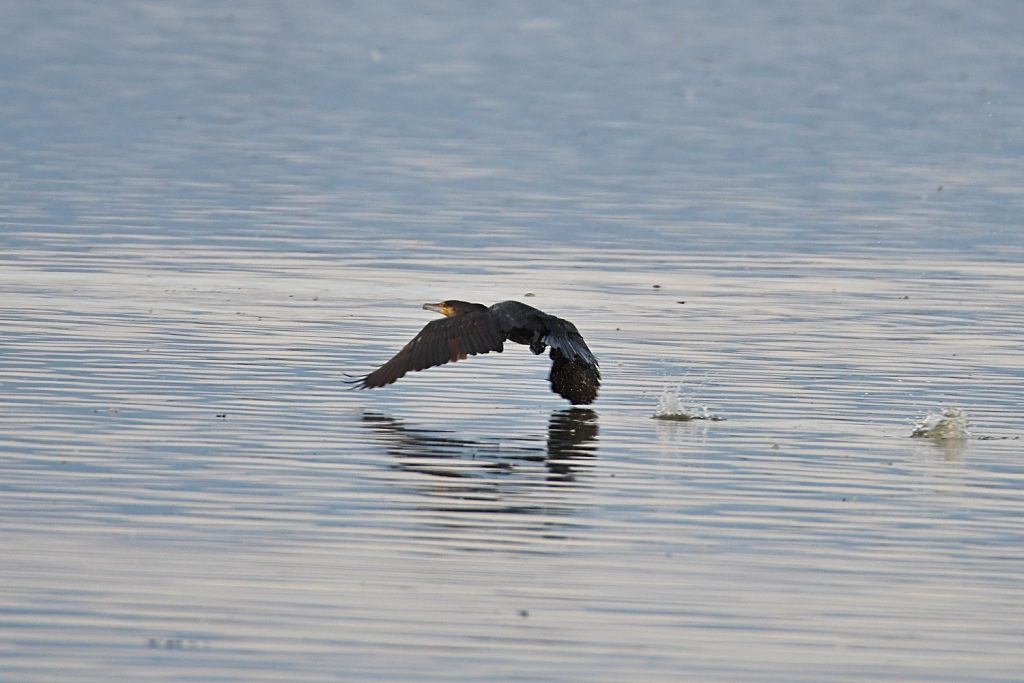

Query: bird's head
422;300;487;317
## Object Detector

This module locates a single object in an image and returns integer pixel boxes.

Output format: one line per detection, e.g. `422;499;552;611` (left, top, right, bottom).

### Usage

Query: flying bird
349;300;600;404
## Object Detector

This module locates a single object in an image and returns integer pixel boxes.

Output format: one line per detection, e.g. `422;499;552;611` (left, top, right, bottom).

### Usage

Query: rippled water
3;2;1023;682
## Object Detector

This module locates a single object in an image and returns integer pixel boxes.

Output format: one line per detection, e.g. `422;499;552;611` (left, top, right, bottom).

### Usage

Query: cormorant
349;300;600;404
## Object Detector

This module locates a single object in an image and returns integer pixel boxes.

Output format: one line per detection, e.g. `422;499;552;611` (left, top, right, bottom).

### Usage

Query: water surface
2;2;1023;681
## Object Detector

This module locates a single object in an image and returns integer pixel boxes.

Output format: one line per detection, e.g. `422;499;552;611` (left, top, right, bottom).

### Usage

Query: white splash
911;406;970;441
653;385;723;422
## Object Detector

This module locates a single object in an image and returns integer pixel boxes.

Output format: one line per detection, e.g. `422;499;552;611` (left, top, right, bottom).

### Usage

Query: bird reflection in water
360;409;598;514
545;408;599;477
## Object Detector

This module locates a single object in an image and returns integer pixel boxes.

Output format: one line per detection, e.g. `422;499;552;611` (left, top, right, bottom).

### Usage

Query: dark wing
350;311;505;389
541;318;599;369
544;317;600;404
549;347;601;405
489;301;601;405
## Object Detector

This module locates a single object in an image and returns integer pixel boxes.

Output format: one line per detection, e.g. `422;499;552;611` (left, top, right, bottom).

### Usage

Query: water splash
911;406;970;441
652;385;724;422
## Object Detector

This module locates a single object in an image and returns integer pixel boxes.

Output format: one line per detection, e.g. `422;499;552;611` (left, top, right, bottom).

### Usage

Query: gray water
2;2;1023;681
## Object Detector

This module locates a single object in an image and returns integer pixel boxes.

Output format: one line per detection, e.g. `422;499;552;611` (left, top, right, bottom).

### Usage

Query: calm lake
2;2;1022;681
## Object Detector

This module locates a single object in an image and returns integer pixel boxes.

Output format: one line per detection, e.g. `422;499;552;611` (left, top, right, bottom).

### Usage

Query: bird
348;300;600;404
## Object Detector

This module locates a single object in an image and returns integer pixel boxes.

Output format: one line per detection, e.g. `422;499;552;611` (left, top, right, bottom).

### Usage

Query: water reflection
361;409;598;510
915;436;968;465
363;408;598;479
546;408;599;473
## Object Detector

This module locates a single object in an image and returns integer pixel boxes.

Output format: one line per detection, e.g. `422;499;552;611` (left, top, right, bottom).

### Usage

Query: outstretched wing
489;301;601;404
350;312;505;389
542;319;599;368
548;347;601;405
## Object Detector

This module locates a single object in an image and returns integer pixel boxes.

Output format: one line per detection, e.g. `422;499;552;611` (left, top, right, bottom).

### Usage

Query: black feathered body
351;300;600;404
